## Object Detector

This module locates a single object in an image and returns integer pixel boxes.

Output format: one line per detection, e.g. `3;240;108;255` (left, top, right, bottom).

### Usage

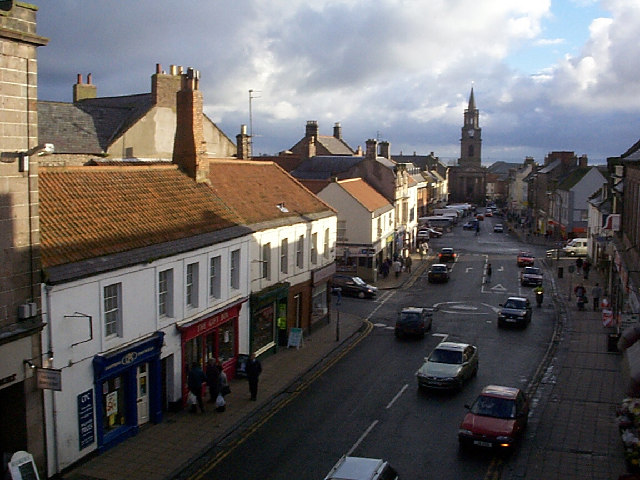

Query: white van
562;238;588;257
419;216;453;229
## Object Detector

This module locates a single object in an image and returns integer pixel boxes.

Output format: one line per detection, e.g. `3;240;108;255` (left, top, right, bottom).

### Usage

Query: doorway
136;363;149;425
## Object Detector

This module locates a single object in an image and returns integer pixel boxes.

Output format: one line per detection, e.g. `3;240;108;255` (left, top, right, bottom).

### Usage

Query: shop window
102;375;126;432
186;263;199;308
296;235;304;269
218;321;236;362
209;256;221;299
230;249;240;290
252;304;275;353
158;269;173;317
312;284;328;323
104;283;122;338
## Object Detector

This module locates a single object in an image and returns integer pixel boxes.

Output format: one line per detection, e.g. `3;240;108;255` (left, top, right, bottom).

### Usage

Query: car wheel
357;291;365;299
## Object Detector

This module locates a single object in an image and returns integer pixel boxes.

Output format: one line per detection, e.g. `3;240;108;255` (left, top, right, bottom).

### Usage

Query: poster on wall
77;389;95;450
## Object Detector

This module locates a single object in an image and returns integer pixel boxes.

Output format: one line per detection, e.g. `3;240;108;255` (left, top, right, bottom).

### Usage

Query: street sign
36;368;62;391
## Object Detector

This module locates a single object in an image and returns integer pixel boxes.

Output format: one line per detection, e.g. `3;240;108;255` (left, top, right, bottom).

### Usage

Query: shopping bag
187;392;197;406
215;393;226;412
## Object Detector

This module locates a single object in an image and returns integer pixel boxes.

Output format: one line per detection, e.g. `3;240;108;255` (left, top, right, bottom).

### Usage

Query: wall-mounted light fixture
24;360;36;369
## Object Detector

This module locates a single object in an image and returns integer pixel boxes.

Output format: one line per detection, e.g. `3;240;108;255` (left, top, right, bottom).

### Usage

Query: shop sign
77;389;95;450
36;368;62;391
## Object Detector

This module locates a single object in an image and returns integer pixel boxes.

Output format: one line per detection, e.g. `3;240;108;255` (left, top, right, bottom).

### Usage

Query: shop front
92;331;164;452
311;263;336;332
178;301;244;402
250;283;289;355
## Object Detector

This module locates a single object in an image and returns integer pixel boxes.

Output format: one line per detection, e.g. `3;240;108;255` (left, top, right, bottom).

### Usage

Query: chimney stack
306;135;316;158
73;73;97;102
173;67;209;183
152;63;182;108
236;124;252;160
333;122;342;140
379;141;390;160
365;139;377;160
305;120;319;138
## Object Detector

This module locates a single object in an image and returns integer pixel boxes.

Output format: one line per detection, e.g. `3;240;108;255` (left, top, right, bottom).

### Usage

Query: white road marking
386;384;408;409
347;420;379;457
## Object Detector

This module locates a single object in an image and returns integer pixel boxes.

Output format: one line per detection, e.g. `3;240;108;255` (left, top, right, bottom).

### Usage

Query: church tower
459;87;481;167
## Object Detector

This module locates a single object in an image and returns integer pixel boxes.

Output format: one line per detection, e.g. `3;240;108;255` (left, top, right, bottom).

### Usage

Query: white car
417;342;479;390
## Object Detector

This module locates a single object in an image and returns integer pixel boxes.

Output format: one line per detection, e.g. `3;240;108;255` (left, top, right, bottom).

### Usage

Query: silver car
417;342;479;390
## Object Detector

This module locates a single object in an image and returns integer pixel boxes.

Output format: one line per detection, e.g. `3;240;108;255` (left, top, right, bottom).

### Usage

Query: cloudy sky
35;0;640;166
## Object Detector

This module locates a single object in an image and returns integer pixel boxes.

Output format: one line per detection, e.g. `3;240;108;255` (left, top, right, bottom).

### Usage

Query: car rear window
430;348;463;364
471;396;516;419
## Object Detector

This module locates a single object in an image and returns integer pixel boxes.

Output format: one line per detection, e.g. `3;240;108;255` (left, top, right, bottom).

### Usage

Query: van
419;216;453;229
324;456;399;480
562;238;588;257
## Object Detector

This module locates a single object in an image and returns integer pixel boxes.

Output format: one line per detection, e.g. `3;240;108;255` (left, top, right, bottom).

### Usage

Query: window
311;233;318;264
186;263;199;308
230;249;240;289
262;243;271;280
158;269;173;317
337;221;346;241
296;234;304;269
323;228;330;259
209;256;221;298
104;283;121;337
280;238;288;274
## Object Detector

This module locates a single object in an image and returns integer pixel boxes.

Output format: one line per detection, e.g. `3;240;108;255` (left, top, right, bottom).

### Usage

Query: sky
34;0;640;166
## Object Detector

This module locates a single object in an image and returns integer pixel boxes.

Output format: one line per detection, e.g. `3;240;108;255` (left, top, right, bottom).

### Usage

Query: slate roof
38;94;153;154
289;135;354;157
337;178;391;213
290;156;366;180
558;167;591;190
207;160;336;227
40;164;244;270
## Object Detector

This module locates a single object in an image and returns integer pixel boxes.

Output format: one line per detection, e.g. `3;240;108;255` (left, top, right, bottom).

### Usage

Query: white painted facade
41;234;250;475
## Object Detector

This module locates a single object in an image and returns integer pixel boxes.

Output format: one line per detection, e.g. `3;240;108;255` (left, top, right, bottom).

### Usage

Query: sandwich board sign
9;451;40;480
287;327;304;349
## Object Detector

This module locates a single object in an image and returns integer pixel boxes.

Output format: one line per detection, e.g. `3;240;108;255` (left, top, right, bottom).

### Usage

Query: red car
516;251;534;267
458;385;529;450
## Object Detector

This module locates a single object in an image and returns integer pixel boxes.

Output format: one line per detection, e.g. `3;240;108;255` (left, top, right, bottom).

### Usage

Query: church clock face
467;129;474;138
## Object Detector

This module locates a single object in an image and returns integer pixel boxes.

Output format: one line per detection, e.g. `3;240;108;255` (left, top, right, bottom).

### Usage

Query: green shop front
250;282;290;355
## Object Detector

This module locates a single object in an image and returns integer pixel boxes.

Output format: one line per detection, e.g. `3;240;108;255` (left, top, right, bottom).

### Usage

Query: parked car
562;238;588;256
425;227;443;238
516;251;535;267
475;214;484;221
395;306;434;339
493;224;504;233
331;275;377;299
520;266;543;286
416;229;430;241
484;211;493;217
428;263;450;283
497;296;532;328
416;342;478;390
438;247;457;262
324;456;399;480
458;385;529;450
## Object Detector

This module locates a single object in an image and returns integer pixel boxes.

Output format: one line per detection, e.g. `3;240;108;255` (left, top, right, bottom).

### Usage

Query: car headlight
458;429;472;436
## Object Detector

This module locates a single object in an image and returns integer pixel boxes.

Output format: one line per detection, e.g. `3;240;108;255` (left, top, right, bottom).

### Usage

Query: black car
395;307;434;339
438;248;457;262
331;274;377;299
497;296;532;328
428;264;450;283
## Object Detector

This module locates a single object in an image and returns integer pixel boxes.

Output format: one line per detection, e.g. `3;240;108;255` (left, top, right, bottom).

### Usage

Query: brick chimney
305;120;319;138
365;139;377;160
579;154;588;167
333;122;342;140
152;63;182;108
306;135;317;158
379;141;390;159
173;67;209;183
73;73;97;102
236;124;252;159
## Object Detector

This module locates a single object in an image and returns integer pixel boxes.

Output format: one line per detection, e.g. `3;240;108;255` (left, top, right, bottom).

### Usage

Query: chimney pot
156;63;162;74
76;73;82;84
87;73;92;85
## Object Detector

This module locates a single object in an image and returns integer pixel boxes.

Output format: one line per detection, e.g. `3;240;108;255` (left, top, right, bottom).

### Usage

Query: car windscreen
524;267;540;274
429;348;462;364
504;299;526;309
352;277;367;286
431;266;447;273
471;396;516;419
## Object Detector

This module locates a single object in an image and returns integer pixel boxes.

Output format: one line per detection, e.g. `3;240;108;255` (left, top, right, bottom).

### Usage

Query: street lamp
1;143;55;171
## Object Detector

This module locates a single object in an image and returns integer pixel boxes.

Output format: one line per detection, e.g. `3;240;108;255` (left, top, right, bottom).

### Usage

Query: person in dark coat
246;353;262;401
187;362;206;413
582;259;591;279
206;358;221;403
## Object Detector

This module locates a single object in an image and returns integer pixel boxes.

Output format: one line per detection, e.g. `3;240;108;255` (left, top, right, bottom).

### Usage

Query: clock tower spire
460;87;481;167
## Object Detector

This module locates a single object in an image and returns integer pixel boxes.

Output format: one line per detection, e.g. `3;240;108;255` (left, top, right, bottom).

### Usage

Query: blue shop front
92;332;164;451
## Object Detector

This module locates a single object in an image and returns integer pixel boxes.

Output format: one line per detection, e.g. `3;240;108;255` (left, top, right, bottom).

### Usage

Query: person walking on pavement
592;282;603;311
187;362;206;413
576;257;583;274
206;358;221;403
246;353;262;401
583;258;591;279
575;283;586;310
393;259;402;278
405;255;412;273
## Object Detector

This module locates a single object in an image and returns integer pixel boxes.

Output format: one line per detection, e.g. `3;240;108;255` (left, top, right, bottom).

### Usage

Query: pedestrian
574;283;586;310
206;358;221;403
576;257;583;273
246;353;262;401
187;362;206;413
583;259;591;279
405;255;412;273
591;283;603;311
486;263;492;282
381;260;389;278
393;259;402;278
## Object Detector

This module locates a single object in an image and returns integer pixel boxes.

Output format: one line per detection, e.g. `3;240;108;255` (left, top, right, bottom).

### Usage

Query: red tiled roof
207;160;335;224
337;178;390;212
40;165;243;268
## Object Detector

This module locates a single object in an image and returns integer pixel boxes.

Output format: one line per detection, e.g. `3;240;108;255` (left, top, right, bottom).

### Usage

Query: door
136;363;149;425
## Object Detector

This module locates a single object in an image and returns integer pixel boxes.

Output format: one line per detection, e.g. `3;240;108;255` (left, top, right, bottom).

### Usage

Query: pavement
60;230;633;480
